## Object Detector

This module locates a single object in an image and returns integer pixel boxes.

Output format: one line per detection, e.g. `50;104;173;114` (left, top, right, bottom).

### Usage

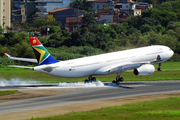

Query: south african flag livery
29;37;59;65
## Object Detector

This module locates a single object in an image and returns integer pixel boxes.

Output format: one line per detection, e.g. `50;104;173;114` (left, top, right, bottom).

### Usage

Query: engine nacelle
134;64;155;76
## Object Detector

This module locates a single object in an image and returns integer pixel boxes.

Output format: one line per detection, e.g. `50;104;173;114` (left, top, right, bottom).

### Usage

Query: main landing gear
112;77;124;85
84;76;96;83
157;63;162;71
112;71;124;85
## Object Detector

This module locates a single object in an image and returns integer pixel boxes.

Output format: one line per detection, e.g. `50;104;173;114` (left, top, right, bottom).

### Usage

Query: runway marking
0;86;180;112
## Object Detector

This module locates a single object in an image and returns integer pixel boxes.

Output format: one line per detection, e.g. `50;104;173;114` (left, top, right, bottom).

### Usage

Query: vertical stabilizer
29;37;59;65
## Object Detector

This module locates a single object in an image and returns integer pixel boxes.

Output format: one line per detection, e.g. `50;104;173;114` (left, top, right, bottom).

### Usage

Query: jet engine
134;64;155;76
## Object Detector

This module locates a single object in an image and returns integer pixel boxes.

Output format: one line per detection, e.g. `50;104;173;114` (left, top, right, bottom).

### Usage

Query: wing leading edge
94;58;162;75
94;62;142;75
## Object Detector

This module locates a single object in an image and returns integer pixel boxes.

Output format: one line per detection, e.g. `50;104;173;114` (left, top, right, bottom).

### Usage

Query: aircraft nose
169;48;174;58
166;48;174;60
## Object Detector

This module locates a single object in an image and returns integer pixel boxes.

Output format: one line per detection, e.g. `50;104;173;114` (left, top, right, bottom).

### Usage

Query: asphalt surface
0;81;180;115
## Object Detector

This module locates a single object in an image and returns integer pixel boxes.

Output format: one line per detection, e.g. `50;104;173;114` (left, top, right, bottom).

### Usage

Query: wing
4;53;38;63
94;62;141;75
94;58;161;75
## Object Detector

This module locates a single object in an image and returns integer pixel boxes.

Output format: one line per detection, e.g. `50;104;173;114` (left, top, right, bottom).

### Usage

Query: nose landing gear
157;63;162;71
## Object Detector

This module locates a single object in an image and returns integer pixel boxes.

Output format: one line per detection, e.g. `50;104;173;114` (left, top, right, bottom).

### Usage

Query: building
12;0;36;24
35;0;74;18
121;1;141;16
11;0;27;23
47;8;85;30
113;0;153;23
65;17;83;31
88;0;114;10
95;8;114;24
20;3;36;22
0;0;11;30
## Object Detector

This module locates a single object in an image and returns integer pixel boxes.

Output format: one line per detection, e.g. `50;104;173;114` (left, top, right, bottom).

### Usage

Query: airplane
4;37;174;84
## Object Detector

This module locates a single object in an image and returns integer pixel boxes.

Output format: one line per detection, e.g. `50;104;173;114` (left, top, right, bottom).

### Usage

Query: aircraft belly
73;67;97;78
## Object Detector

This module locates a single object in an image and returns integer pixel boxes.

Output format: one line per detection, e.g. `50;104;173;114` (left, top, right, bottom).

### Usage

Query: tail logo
33;47;46;64
33;40;37;44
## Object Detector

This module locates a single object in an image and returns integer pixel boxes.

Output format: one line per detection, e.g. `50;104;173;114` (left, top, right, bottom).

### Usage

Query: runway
0;81;180;119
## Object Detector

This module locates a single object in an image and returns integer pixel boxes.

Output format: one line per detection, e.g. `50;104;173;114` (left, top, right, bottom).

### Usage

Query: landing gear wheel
112;80;116;83
112;77;124;85
92;77;96;82
119;77;124;82
84;76;96;83
157;67;162;71
84;79;88;83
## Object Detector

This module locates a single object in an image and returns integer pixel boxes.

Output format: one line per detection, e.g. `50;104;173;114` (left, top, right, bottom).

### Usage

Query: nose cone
169;48;174;58
162;46;174;62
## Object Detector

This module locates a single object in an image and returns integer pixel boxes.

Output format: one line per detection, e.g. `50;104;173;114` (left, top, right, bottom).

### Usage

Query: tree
47;30;72;47
171;0;180;13
142;9;178;27
153;24;165;33
140;17;160;26
158;2;173;11
33;18;47;28
140;24;153;33
124;15;142;29
126;27;138;35
109;23;122;34
0;26;3;35
47;20;61;26
3;32;16;45
70;0;90;11
167;21;180;30
48;26;59;34
82;12;98;29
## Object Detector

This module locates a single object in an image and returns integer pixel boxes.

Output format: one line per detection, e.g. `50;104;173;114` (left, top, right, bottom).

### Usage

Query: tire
157;68;162;71
112;80;116;83
119;77;124;82
92;77;96;82
84;79;88;83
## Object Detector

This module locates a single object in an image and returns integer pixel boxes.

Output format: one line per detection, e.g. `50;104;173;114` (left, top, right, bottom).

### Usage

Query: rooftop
48;8;70;13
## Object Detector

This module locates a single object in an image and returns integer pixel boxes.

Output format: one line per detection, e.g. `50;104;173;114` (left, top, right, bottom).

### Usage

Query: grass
0;90;19;96
0;62;180;83
30;97;180;120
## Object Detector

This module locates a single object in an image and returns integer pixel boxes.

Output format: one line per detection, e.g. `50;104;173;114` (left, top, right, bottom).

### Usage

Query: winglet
4;53;12;58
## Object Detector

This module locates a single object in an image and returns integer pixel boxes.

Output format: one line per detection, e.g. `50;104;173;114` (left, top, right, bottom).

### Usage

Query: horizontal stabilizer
4;53;38;63
8;65;34;69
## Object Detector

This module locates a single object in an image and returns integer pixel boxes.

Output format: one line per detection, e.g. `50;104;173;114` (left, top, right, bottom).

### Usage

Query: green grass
0;90;19;96
30;97;180;120
0;62;180;83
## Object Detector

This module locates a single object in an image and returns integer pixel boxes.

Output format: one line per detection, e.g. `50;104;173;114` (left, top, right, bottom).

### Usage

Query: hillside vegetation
0;0;180;66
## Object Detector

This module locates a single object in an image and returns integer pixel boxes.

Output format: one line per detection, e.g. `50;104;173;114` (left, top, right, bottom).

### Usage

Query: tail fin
29;37;59;65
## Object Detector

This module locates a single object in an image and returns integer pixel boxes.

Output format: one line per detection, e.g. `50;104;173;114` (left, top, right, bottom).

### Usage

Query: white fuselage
34;45;174;78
